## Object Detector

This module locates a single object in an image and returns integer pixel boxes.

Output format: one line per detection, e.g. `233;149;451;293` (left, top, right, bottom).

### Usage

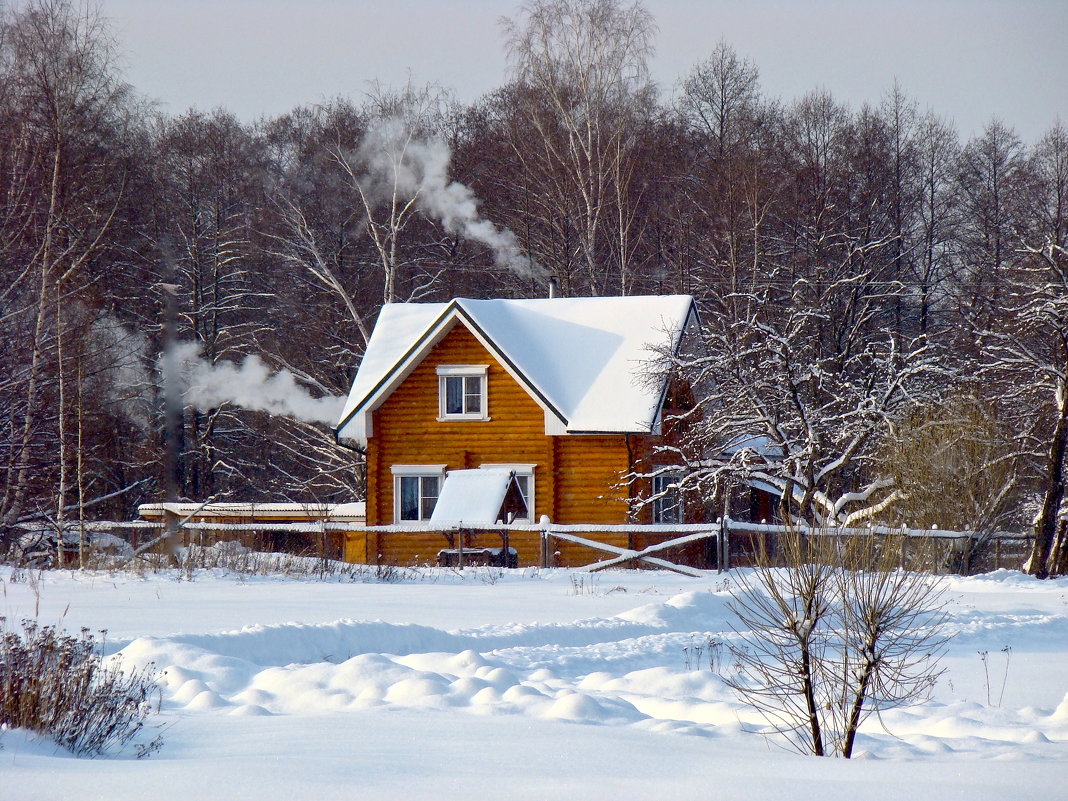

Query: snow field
1;566;1067;800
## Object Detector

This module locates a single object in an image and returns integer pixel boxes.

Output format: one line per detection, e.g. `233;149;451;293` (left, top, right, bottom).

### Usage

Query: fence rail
12;516;1034;575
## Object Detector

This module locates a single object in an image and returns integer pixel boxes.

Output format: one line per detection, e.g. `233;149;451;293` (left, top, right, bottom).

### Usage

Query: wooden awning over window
429;469;528;526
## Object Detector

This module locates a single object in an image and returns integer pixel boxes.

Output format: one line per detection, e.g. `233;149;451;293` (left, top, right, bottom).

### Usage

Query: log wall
365;322;643;527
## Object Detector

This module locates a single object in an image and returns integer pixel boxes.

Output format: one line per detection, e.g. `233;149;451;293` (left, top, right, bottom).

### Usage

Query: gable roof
334;295;698;445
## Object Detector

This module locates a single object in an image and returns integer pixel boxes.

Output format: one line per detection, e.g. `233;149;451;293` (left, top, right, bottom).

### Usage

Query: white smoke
358;117;545;279
90;314;154;432
164;342;345;426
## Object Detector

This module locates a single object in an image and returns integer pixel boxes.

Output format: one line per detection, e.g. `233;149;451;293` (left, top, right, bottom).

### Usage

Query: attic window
437;365;489;421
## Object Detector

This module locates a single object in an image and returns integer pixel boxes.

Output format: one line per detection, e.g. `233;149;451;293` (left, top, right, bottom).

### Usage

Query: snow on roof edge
336;295;697;442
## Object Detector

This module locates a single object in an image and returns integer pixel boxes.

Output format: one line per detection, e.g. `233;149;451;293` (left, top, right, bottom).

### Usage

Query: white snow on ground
1;565;1066;800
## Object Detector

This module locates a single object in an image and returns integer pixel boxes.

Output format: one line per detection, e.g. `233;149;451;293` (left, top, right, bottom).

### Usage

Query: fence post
539;516;551;569
719;517;730;572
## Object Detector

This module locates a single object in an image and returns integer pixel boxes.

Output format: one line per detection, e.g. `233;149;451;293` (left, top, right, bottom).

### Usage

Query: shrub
0;618;163;757
726;531;948;757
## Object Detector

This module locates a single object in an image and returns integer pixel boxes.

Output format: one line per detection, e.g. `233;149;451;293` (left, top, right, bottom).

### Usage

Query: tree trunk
1048;517;1068;577
1027;381;1068;579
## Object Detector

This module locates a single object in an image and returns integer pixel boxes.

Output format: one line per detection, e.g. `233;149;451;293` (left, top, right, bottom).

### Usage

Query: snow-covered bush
0;618;162;757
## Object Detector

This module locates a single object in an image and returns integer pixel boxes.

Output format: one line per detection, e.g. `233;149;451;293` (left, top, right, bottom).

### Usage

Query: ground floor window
480;463;535;522
391;465;445;522
651;473;681;524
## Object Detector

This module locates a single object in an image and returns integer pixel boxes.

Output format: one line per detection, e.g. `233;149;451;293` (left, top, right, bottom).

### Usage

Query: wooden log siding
342;526;719;569
350;528;545;567
365;322;646;528
552;435;633;524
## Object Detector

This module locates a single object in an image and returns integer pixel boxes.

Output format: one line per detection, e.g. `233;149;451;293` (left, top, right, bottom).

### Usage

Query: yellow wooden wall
365;321;644;530
347;528;545;567
342;528;716;569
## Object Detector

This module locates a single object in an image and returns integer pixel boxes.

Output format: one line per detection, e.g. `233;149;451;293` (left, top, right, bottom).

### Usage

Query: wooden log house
334;296;707;567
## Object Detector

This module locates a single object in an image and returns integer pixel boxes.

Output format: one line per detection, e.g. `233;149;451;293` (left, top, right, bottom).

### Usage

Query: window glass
652;474;681;524
464;375;482;414
445;376;464;415
399;476;420;521
514;474;530;507
398;474;440;521
419;476;439;520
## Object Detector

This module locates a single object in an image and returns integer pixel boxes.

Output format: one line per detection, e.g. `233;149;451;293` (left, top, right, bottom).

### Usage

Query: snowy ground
2;564;1066;800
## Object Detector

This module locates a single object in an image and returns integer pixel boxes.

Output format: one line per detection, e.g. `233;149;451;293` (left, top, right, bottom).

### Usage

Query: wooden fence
721;520;1034;575
19;517;1034;575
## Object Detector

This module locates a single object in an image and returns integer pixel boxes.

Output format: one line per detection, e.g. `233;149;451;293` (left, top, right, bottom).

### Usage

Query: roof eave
334;302;463;437
335;299;573;439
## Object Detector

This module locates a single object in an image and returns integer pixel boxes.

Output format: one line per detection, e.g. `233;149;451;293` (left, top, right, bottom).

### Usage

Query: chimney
548;276;558;299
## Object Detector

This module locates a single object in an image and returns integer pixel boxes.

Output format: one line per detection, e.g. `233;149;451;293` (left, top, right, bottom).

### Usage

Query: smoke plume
164;342;345;426
91;314;154;432
358;117;545;279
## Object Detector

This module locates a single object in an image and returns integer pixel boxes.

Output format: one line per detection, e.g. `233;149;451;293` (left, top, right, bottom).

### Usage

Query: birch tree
502;0;656;295
0;0;133;552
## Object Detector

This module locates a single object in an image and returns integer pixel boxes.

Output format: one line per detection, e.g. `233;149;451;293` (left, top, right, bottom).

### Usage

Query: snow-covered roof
138;502;365;520
721;434;782;460
429;469;523;526
335;295;698;445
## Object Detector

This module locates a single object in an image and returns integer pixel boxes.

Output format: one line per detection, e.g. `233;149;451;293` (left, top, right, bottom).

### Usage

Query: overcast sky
95;0;1067;143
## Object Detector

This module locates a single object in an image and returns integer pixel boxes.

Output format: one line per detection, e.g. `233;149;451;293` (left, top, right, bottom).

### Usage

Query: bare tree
678;39;760;162
955;119;1027;326
911;111;960;336
968;123;1068;578
0;0;133;552
727;531;948;757
150;109;272;500
653;251;948;528
502;0;656;295
676;40;778;304
987;241;1068;578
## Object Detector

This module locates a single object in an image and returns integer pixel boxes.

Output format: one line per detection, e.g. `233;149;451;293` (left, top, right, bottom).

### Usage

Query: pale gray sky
96;0;1067;143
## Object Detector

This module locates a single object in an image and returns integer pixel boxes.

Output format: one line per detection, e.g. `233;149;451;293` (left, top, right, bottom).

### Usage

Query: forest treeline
1;1;1065;575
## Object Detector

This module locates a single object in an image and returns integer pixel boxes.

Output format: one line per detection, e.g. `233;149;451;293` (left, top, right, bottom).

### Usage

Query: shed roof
335;295;697;444
137;502;365;521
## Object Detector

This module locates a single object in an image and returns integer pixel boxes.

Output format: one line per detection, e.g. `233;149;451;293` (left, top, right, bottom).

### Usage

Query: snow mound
9;565;1067;801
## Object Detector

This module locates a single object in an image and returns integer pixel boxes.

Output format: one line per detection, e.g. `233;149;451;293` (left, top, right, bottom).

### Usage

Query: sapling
979;646;1012;707
726;529;948;757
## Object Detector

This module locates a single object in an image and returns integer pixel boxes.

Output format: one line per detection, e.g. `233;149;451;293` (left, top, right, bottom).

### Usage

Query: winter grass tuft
0;618;163;757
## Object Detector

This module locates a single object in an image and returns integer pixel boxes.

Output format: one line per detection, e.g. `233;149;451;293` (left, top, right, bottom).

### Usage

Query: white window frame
436;365;489;421
480;463;535;523
651;473;682;524
391;464;446;524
